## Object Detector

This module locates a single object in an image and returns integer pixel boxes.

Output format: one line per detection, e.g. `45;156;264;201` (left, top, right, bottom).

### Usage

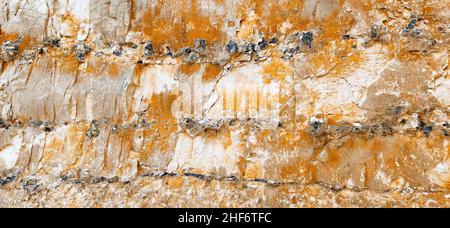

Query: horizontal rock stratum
0;0;449;208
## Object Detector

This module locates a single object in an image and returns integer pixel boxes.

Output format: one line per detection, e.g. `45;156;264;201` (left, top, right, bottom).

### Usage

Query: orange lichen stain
0;32;20;44
139;129;155;162
227;20;237;28
0;32;35;57
445;181;450;190
85;60;101;75
147;93;178;120
138;0;224;52
244;162;262;179
60;56;81;74
166;176;185;189
41;51;81;75
86;59;123;78
272;130;316;181
18;35;33;55
339;11;357;34
368;137;387;155
108;63;121;78
295;10;364;78
236;155;247;177
262;59;292;81
278;131;300;151
237;0;308;37
279;156;317;182
0;61;10;74
326;114;343;125
180;63;201;76
113;131;135;177
236;13;258;40
60;13;80;38
203;64;222;81
308;41;363;78
396;50;424;62
446;143;450;156
325;147;341;166
319;10;342;41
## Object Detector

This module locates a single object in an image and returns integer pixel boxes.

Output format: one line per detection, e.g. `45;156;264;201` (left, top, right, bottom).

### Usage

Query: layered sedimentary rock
0;0;449;207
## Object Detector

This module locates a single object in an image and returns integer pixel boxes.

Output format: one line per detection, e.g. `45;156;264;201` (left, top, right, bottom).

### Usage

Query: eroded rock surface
0;0;449;208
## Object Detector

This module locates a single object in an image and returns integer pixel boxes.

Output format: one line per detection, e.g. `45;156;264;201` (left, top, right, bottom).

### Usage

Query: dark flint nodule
165;46;173;56
342;34;351;40
0;118;8;128
1;175;16;185
405;16;418;31
244;43;256;54
2;41;19;55
185;172;208;180
226;40;239;53
182;47;194;54
282;47;299;59
423;125;433;136
180;118;194;129
302;31;314;48
195;39;207;52
113;49;122;57
269;37;278;44
52;39;61;47
43;123;54;132
258;37;268;50
73;42;90;62
417;121;426;130
141;119;147;127
309;120;322;135
186;52;199;63
112;124;119;132
144;42;154;57
14;120;23;127
86;122;100;138
370;26;378;39
43;38;61;47
76;52;85;62
352;125;362;133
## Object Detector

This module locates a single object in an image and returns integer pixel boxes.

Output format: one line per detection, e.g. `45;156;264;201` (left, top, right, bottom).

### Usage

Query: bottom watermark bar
177;211;272;226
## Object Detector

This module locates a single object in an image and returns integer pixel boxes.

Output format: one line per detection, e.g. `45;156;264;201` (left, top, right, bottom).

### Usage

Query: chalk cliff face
0;0;449;208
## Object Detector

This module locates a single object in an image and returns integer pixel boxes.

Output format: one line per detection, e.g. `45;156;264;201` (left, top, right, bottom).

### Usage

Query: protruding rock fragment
144;41;154;57
405;16;418;32
194;39;207;52
257;37;268;50
301;31;313;48
72;42;91;62
308;117;326;136
226;40;239;53
86;121;100;138
0;39;20;61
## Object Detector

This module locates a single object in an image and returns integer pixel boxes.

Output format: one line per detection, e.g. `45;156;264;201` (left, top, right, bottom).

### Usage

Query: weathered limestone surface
0;0;449;207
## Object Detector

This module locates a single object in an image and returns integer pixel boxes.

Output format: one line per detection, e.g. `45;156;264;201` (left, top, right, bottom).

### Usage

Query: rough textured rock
0;0;449;208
